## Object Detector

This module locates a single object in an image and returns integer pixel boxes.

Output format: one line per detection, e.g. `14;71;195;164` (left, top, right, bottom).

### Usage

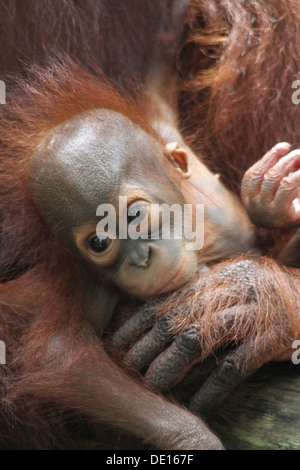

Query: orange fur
177;0;300;193
154;257;300;363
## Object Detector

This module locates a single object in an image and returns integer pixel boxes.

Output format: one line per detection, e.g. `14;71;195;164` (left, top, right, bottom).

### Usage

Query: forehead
44;109;159;185
31;109;163;199
29;109;169;230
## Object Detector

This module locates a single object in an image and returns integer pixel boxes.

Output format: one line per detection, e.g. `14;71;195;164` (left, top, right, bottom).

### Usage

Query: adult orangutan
0;0;300;450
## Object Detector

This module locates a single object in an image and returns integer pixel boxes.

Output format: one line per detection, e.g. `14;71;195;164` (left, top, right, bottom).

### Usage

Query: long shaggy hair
177;0;300;193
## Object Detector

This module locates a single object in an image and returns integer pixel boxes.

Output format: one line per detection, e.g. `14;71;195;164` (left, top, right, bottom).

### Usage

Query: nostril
128;244;151;268
138;260;148;268
138;246;151;268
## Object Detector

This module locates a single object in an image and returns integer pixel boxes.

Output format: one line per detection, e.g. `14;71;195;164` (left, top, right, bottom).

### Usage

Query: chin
155;259;196;295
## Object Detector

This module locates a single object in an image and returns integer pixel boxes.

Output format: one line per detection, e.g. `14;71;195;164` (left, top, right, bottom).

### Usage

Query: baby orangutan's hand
241;143;300;228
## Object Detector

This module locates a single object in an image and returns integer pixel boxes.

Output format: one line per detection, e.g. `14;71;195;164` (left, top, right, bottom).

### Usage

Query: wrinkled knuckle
264;168;281;182
280;177;296;190
154;315;174;340
247;167;263;182
144;369;163;389
241;174;251;194
221;358;238;374
214;358;241;385
176;325;202;354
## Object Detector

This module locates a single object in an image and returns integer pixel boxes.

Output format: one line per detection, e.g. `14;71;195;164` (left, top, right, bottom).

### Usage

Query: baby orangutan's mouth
156;263;187;295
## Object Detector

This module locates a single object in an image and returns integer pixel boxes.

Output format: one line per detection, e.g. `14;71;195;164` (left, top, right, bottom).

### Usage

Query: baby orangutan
2;61;261;450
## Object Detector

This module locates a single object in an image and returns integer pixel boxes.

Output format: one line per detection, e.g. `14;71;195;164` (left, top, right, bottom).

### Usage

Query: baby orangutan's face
29;110;201;297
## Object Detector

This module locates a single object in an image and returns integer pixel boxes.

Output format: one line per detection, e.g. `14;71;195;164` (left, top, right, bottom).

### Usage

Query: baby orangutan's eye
127;201;150;225
88;235;112;254
74;224;120;268
85;234;120;267
127;200;161;238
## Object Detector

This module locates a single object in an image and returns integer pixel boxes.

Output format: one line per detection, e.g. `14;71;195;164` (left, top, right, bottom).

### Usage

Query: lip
156;263;186;295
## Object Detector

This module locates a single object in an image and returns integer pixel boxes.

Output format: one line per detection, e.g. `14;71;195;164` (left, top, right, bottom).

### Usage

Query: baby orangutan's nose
128;242;150;268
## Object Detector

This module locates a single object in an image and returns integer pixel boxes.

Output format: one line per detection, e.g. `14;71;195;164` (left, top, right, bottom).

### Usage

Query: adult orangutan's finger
111;301;158;350
124;313;175;370
144;324;202;390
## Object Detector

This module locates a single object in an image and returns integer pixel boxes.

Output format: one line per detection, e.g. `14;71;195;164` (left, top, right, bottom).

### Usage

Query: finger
273;168;300;223
189;345;251;414
145;303;255;391
124;313;175;371
144;324;202;390
189;334;283;414
259;149;300;202
172;358;217;404
113;276;209;359
164;286;252;327
111;301;158;351
291;197;300;223
241;143;291;201
199;304;256;363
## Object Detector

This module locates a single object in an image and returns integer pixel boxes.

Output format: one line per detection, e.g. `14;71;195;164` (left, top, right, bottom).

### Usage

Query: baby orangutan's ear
163;142;191;179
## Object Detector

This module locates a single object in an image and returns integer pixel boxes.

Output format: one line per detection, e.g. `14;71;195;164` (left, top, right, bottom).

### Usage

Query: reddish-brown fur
0;0;174;90
151;256;300;362
1;0;300;450
178;0;300;193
